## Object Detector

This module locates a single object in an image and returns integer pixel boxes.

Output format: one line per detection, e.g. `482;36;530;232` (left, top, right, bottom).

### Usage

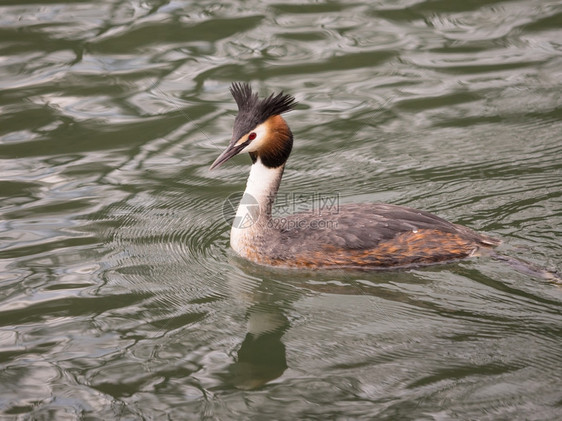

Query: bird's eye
248;132;257;141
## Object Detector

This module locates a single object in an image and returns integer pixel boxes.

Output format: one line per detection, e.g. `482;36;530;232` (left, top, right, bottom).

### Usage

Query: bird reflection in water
228;302;290;390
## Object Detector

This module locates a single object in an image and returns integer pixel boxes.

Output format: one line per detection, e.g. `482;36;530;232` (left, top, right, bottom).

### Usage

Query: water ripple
1;0;561;418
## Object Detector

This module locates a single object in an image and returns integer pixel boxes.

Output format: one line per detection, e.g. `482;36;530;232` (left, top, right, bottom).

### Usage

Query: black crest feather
230;82;297;142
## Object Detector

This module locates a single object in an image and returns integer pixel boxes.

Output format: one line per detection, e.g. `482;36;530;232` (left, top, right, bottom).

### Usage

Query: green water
1;0;561;419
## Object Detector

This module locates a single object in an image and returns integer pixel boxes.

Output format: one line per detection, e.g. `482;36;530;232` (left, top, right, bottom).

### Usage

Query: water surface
1;0;561;419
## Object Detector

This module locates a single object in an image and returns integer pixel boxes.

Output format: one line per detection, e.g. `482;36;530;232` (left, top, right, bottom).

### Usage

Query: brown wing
267;203;499;269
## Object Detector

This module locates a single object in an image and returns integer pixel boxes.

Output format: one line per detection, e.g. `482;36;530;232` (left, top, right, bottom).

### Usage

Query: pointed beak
209;141;246;170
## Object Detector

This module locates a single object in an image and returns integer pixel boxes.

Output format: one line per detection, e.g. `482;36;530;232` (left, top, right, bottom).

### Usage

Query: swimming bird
210;83;500;270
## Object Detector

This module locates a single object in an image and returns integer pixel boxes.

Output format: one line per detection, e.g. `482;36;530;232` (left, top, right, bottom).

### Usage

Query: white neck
230;158;284;253
246;158;284;213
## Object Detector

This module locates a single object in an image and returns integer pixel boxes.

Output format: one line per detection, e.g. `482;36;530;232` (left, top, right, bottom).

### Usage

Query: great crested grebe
210;83;500;270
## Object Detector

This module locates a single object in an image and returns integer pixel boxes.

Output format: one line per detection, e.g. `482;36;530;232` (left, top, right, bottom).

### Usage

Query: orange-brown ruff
211;83;500;270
